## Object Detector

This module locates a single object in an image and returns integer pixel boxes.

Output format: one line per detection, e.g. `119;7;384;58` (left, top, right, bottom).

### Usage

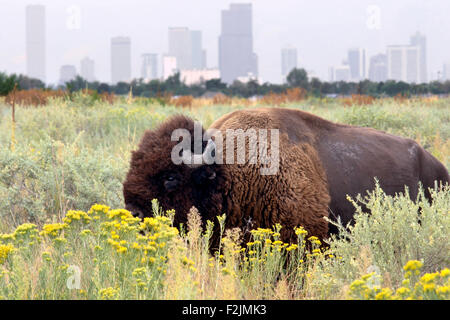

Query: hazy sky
1;0;450;84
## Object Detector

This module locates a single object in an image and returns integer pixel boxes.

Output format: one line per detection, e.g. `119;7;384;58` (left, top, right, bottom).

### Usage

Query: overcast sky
1;0;449;85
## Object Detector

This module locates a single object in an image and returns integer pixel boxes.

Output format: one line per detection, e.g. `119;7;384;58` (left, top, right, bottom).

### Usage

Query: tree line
1;69;450;98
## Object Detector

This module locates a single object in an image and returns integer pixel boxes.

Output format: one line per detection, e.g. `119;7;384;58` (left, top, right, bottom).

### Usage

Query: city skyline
1;1;450;85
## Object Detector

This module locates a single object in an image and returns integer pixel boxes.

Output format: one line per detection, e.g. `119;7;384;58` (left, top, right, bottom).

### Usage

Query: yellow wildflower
403;260;423;272
98;287;119;300
0;244;14;264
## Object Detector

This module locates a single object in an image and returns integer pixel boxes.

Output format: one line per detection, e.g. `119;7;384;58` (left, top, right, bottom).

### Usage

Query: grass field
0;94;449;299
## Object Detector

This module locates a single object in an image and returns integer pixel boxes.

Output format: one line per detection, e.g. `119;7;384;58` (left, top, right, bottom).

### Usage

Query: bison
123;107;449;243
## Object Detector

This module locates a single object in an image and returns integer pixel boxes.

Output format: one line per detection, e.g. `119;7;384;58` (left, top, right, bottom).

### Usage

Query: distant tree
97;83;111;93
246;79;260;96
16;74;45;90
286;68;309;89
381;80;410;96
0;72;17;96
411;83;429;95
309;77;322;96
229;80;250;97
65;76;89;92
205;78;227;91
165;72;182;89
429;81;445;95
115;82;131;95
442;80;450;94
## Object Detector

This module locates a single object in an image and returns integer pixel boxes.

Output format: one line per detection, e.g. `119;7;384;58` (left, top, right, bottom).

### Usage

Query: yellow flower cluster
307;236;321;246
294;226;308;237
0;223;40;247
0;244;14;264
250;228;274;239
403;260;423;272
98;287;120;300
89;204;110;215
107;239;128;254
63;210;92;225
349;260;450;300
132;267;149;289
40;223;67;238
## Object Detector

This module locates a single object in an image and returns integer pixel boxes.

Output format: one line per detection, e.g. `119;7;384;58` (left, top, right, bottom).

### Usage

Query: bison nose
126;204;144;219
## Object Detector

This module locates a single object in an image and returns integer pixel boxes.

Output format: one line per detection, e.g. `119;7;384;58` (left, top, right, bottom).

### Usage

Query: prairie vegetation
0;92;448;299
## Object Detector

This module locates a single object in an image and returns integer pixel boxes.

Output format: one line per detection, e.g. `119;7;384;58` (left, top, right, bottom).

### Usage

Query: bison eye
163;175;179;192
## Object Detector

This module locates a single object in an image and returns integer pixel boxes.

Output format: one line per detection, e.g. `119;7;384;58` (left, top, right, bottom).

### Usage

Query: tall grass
0;185;448;300
0;95;448;228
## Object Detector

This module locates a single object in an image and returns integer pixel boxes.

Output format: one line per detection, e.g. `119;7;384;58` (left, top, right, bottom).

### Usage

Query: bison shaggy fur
123;108;450;244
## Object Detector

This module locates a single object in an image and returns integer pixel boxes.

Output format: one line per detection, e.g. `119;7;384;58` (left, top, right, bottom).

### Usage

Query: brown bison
123;108;449;243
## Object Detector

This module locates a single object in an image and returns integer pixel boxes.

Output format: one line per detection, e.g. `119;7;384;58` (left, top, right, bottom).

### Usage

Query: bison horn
182;139;216;168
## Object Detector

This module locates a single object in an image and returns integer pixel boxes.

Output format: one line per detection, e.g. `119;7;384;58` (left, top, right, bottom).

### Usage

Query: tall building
141;53;158;81
202;50;207;69
111;37;131;84
328;67;335;82
281;46;298;80
162;55;177;80
387;45;420;83
191;30;205;69
168;27;192;70
410;32;427;83
347;48;367;81
168;28;205;71
368;53;387;82
443;62;450;81
219;3;258;84
333;65;351;82
80;57;95;82
26;5;46;82
59;65;77;85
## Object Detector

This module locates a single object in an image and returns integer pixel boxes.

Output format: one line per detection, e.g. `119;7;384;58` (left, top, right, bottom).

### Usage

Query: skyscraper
141;54;158;81
80;57;95;82
111;37;131;84
333;65;351;82
26;5;46;82
410;32;427;83
442;63;450;81
347;48;367;81
387;45;420;83
219;3;258;84
168;28;205;71
191;30;205;69
368;54;387;82
281;46;298;80
168;27;192;70
59;65;77;85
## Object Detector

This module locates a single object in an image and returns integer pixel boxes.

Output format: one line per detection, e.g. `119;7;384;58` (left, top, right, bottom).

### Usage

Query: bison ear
192;166;217;186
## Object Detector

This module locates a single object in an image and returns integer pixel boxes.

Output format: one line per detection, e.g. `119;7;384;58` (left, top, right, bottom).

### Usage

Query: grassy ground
0;94;449;299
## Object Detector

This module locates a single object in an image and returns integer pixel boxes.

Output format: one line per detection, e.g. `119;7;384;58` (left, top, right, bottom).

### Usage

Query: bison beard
123;108;450;245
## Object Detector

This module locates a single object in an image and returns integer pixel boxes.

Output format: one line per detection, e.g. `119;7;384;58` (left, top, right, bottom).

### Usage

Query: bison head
123;115;223;227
